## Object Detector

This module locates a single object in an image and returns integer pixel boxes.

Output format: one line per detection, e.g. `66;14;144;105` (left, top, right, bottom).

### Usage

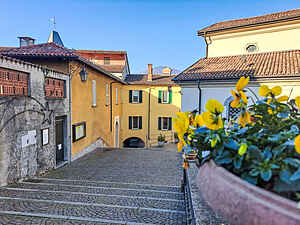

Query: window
129;90;143;103
105;84;109;106
246;44;257;53
104;57;110;65
121;88;124;104
92;80;96;107
129;116;142;130
158;117;172;130
158;90;172;104
116;88;118;105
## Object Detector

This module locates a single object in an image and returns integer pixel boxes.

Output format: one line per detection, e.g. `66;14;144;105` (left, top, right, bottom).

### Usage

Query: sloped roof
0;42;126;84
198;8;300;35
0;42;76;58
173;50;300;82
76;49;127;55
125;74;178;85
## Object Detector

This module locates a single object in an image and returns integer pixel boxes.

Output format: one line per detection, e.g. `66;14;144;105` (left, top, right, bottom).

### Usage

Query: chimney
18;37;35;47
147;64;153;81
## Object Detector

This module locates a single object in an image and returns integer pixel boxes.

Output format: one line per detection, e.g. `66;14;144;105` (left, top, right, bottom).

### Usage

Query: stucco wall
206;20;300;57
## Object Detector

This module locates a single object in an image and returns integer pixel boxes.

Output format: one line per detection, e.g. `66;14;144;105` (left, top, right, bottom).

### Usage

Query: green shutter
129;116;132;129
139;116;142;129
129;90;132;103
168;117;172;130
158;90;162;103
158;117;161;130
169;91;172;104
139;90;143;103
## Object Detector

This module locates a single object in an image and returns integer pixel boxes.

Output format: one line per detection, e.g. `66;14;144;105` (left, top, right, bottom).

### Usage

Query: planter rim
203;160;298;209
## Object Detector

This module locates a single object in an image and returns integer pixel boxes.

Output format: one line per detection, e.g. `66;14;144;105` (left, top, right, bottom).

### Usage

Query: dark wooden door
55;118;65;163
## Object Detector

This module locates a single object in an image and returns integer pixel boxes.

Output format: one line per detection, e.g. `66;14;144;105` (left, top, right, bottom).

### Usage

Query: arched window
246;44;257;53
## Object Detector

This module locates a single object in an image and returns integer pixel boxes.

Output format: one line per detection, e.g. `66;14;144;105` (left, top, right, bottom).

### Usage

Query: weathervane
50;17;56;30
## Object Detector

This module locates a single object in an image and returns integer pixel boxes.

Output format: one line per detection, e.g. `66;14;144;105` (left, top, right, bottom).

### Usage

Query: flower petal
259;85;270;97
236;76;249;91
295;96;300;109
277;95;289;102
239;91;248;104
205;99;224;114
295;135;300;154
271;86;282;96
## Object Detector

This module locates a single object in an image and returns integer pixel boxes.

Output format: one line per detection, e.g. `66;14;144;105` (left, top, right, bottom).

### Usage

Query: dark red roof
0;42;77;58
125;74;178;85
198;8;300;35
173;50;300;82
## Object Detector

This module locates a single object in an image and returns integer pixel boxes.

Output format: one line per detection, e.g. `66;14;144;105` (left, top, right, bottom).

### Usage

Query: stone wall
0;56;70;186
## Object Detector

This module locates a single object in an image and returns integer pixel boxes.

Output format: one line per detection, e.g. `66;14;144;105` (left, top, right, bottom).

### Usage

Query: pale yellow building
122;64;181;147
174;8;300;116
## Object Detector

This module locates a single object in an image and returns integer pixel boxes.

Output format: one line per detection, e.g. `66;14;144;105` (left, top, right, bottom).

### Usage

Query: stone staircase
0;178;186;225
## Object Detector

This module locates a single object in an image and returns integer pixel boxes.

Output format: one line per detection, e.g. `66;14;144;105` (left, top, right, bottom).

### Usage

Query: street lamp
79;67;88;82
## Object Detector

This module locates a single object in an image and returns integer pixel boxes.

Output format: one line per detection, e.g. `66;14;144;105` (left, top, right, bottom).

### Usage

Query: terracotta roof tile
198;8;300;35
125;74;178;85
75;50;127;55
173;50;300;82
0;42;78;58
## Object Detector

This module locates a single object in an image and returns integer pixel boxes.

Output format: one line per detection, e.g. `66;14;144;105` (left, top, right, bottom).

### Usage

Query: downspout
198;81;201;113
68;60;72;163
110;82;119;132
203;32;212;58
147;88;151;145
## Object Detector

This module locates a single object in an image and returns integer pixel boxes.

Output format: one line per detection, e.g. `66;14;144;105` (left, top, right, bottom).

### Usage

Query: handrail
183;167;196;225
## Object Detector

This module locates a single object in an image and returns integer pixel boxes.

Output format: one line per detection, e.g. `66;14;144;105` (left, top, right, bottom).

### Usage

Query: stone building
0;55;70;186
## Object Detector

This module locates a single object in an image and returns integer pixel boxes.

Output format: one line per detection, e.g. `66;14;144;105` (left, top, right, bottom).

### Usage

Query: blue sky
1;0;299;73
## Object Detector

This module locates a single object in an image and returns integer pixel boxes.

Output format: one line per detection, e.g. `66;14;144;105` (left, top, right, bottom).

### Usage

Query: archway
123;137;145;148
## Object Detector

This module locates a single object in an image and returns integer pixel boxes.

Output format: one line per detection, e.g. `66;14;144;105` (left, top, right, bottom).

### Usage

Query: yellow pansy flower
259;85;282;97
206;99;224;115
177;141;184;152
277;95;289;102
192;114;204;127
230;76;249;108
238;111;251;128
295;96;300;109
295;135;300;154
202;112;223;130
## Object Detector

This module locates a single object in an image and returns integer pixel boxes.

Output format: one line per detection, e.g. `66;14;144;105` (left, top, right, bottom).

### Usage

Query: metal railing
146;133;176;147
182;168;196;225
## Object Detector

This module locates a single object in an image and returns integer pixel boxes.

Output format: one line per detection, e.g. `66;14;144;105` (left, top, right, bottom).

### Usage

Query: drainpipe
198;81;201;113
110;82;119;132
204;32;212;58
68;60;72;163
147;88;151;145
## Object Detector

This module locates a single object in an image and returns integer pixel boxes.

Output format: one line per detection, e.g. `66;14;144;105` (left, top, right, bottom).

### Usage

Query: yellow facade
121;85;181;147
205;19;300;57
70;61;123;156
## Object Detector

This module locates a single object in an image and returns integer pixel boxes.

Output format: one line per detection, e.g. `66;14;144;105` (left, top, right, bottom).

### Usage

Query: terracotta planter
197;160;300;225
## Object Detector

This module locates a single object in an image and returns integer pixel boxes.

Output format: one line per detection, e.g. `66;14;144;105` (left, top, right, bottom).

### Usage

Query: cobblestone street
0;144;186;225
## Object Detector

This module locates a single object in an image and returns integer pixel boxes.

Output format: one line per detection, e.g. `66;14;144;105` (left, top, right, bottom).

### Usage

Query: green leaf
272;144;287;157
260;169;272;181
224;139;239;150
249;169;259;176
274;179;300;192
238;143;248;156
268;134;281;142
241;173;258;185
290;168;300;181
283;158;300;167
280;169;292;184
233;157;242;169
215;157;232;165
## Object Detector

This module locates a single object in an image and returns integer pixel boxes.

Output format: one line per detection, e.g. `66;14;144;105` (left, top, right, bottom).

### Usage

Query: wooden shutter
168;91;172;104
139;90;143;103
139;116;142;129
168;117;172;130
129;90;132;103
129;116;132;129
158;90;162;103
158;117;161;130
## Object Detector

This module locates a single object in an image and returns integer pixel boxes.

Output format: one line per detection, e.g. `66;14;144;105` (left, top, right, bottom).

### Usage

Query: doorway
55;116;66;165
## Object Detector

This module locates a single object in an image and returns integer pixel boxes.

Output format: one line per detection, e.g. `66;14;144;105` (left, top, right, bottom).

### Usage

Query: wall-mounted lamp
79;67;88;82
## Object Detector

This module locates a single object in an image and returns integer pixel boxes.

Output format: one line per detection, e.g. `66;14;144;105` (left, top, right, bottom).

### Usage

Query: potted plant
157;133;165;147
174;76;300;225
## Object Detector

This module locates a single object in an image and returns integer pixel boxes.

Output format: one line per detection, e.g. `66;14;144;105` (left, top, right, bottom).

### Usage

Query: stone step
0;198;186;225
9;182;184;200
0;188;184;211
28;177;181;193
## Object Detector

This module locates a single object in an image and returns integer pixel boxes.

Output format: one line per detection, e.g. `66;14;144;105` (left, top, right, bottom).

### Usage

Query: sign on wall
41;128;49;146
72;122;86;142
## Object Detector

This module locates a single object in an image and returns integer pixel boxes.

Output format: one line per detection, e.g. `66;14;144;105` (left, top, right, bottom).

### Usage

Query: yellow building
122;64;181;147
174;8;300;115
